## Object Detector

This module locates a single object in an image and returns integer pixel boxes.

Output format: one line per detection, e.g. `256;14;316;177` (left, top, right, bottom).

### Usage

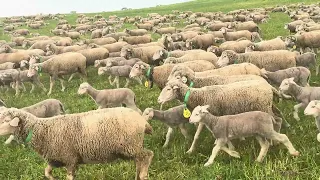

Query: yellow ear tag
39;73;42;77
183;107;191;118
293;45;297;50
144;81;149;88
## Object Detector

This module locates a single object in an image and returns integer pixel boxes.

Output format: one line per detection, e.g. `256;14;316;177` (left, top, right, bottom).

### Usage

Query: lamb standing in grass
98;65;136;88
0;107;153;180
143;105;189;148
77;82;142;114
304;100;320;142
189;105;299;166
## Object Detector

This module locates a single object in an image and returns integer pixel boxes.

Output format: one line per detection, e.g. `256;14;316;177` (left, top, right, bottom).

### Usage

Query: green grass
1;0;320;179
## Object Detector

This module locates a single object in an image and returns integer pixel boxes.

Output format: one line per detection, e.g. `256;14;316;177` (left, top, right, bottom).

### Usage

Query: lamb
143;105;189;148
129;60;216;89
296;52;318;75
163;52;218;66
279;78;320;121
77;47;109;66
27;52;87;95
158;80;285;154
261;67;310;87
0;107;153;180
245;37;287;52
120;45;164;65
105;58;140;67
77;82;142;114
217;50;298;72
125;28;148;36
304;100;320;142
3;99;65;145
93;57;126;68
0;62;20;70
98;65;137;88
189;105;299;166
119;35;152;45
207;39;253;56
152;49;205;62
0;69;21;96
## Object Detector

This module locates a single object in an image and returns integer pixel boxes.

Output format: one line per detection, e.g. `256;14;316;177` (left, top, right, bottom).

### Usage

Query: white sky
0;0;189;17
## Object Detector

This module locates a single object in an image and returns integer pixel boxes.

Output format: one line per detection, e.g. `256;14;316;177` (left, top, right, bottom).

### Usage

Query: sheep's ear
140;65;145;70
159;50;163;56
9;117;20;127
202;105;210;113
173;85;179;90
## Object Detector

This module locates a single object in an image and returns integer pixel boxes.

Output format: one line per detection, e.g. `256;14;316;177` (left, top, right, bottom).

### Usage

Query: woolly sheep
207;39;253;56
285;31;320;54
93;57;126;68
261;67;310;87
279;78;320;121
78;82;142;114
98;65;135;88
152;49;205;62
105;58;140;67
0;107;153;180
221;27;261;42
46;43;87;55
62;31;81;40
217;50;297;72
163;52;218;66
143;105;189;148
0;69;21;96
119;35;152;45
245;37;286;52
27;52;87;95
125;28;148;36
185;34;216;50
157;80;283;154
121;45;164;65
189;105;299;166
77;47;109;66
304;100;320;142
296;52;318;75
0;62;20;70
84;37;117;45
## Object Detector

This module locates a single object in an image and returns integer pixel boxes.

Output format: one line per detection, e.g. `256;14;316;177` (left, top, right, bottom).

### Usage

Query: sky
0;0;189;17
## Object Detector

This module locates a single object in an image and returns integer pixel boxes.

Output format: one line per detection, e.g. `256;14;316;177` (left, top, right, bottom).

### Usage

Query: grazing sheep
125;28;148;36
157;80;284;154
143;105;189;148
77;48;109;66
78;82;141;114
261;67;310;87
0;107;153;180
27;40;56;51
221;27;261;42
105;58;140;67
304;100;320;142
62;31;81;40
27;52;87;95
93;57;126;68
229;21;261;32
217;50;297;72
163;52;218;66
12;70;47;93
99;41;129;53
121;45;164;65
84;37;117;45
296;52;318;75
185;34;216;50
279;78;320;121
134;23;153;30
154;27;176;35
245;37;286;52
119;35;152;45
207;39;253;56
98;65;134;88
189;105;299;166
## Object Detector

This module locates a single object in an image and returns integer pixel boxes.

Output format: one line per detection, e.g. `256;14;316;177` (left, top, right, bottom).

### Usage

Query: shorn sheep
189;105;299;166
77;82;142;114
0;107;153;180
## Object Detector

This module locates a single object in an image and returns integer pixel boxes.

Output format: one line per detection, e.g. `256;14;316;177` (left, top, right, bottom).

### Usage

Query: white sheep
304;100;320;142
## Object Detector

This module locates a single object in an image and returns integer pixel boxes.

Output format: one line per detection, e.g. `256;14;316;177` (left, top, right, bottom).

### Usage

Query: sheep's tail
59;102;66;114
144;122;153;135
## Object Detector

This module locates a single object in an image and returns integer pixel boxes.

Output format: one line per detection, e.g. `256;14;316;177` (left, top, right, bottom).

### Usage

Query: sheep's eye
311;106;315;108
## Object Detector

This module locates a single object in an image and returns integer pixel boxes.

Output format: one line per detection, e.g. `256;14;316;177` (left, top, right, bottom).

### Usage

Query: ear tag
182;76;188;84
293;45;297;50
144;81;149;88
183;107;191;118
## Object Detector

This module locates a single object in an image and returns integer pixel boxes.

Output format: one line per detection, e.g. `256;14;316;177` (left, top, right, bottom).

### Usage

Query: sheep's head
185;39;196;50
129;62;148;78
120;46;133;59
279;77;296;94
158;80;186;104
207;45;219;54
0;108;21;136
220;27;228;34
78;82;91;95
152;49;166;61
189;105;210;124
285;36;296;48
21;40;30;48
19;60;29;70
0;45;10;53
163;57;177;64
168;69;191;85
142;108;154;120
251;32;262;42
167;65;193;81
217;50;237;67
98;67;107;75
245;44;255;52
304;100;320;118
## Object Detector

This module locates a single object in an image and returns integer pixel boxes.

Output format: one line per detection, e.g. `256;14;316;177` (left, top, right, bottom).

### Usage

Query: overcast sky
0;0;189;17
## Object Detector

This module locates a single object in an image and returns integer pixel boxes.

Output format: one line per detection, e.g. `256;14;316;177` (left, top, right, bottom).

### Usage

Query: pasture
0;0;320;179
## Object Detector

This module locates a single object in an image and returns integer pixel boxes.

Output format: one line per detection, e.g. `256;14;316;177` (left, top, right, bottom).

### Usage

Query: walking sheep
98;65;135;88
304;100;320;142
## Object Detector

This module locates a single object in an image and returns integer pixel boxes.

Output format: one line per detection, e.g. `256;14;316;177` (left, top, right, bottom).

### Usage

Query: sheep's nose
157;98;162;104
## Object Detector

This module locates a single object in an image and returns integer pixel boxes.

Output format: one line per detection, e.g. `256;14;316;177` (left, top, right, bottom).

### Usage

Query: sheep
98;65;135;88
93;57;126;68
0;62;20;70
0;107;153;180
217;50;298;72
220;27;261;42
119;35;152;45
245;37;287;52
134;23;153;30
0;52;33;64
104;32;130;41
157;80;284;154
105;58;140;67
77;48;109;66
152;49;205;62
11;36;25;46
77;82;142;114
27;39;56;51
0;44;44;55
207;39;253;56
109;52;121;57
11;69;47;93
154;27;176;35
304;100;320;142
62;31;81;40
0;69;21;96
27;52;87;95
229;21;261;32
261;67;310;88
91;29;102;39
279;77;320;121
3;99;65;145
120;45;164;65
84;37;117;45
46;43;88;54
163;52;218;66
185;34;216;50
296;52;318;75
284;20;304;33
100;41;129;53
285;31;320;54
143;105;189;148
189;105;299;166
129;60;216;89
125;28;148;36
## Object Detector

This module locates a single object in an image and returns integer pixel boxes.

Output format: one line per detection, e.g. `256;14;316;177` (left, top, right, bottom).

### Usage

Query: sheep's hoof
186;149;193;154
61;88;65;92
47;92;52;96
229;151;240;158
162;144;168;148
204;161;212;167
255;158;263;163
317;133;320;142
291;151;300;157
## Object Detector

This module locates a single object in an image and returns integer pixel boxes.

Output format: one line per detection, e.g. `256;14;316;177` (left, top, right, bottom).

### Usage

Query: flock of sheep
0;2;320;180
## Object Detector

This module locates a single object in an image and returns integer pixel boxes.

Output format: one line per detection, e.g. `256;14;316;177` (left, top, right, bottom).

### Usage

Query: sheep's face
284;37;296;48
0;109;19;136
120;47;132;59
217;51;233;67
21;40;29;48
152;50;164;61
94;60;101;68
78;83;90;94
157;81;181;104
245;45;254;52
207;46;218;54
304;100;320;117
279;77;295;94
129;63;145;78
142;108;154;120
98;67;106;75
0;45;8;54
189;105;209;123
27;64;39;77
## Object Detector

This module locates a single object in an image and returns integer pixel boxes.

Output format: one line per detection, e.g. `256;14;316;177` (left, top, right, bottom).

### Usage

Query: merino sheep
304;100;320;142
189;105;299;166
279;78;320;121
217;50;298;72
261;67;310;87
143;105;189;148
27;52;87;95
163;52;218;66
0;107;153;180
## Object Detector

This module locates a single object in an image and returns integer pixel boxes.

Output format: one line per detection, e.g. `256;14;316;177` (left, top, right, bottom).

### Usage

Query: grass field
1;0;320;179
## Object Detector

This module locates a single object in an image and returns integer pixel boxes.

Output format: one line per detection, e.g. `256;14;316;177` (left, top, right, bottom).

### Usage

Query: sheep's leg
66;164;76;180
34;78;47;92
267;132;300;156
179;124;188;139
114;76;120;88
220;146;240;158
227;141;235;150
135;149;153;180
134;76;143;85
204;138;226;167
316;65;319;76
163;127;174;148
108;75;113;85
15;80;20;96
67;73;75;82
187;123;204;154
44;164;56;180
315;117;320;132
30;84;35;93
4;135;15;145
124;78;130;88
293;103;303;121
58;76;65;92
255;136;270;162
48;76;55;96
21;83;26;92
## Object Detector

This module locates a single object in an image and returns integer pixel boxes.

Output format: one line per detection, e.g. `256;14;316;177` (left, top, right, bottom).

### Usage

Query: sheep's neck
201;113;219;130
288;83;303;98
86;86;100;101
14;113;38;142
39;61;49;73
152;110;165;121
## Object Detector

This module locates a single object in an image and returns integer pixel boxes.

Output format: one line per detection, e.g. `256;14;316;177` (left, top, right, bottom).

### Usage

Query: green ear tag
25;130;33;143
234;59;238;64
144;81;149;88
183;107;191;118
